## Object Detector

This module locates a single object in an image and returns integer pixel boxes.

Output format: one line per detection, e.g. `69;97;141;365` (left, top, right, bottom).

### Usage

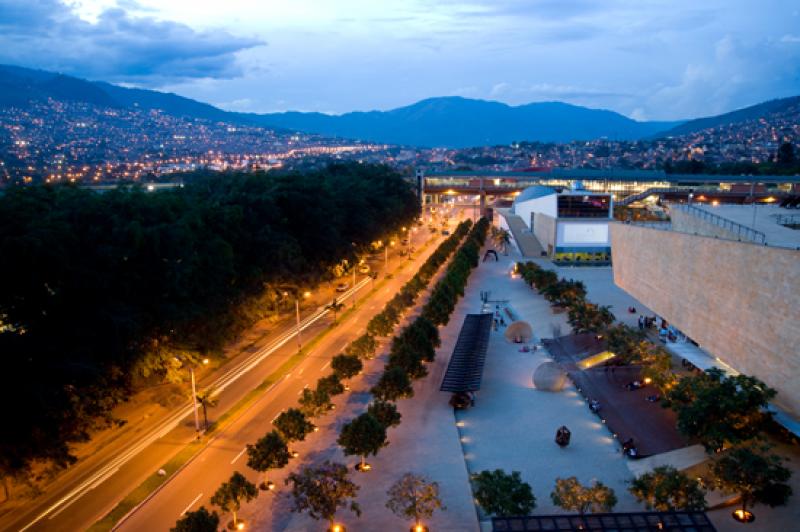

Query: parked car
336;282;349;292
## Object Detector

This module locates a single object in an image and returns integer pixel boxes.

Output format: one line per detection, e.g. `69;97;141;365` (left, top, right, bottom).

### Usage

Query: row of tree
178;217;487;530
516;261;793;518
0;163;420;486
517;262;615;334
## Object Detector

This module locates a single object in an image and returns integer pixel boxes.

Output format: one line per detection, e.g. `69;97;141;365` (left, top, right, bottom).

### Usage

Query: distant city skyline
0;0;798;120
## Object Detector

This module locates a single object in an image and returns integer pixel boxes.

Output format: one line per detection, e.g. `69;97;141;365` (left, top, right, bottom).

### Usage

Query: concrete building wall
556;219;611;248
670;208;753;242
610;222;800;417
534;213;557;254
514;195;557;230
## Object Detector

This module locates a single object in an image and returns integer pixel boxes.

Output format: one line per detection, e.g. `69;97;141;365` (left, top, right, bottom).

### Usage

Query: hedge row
517;261;614;333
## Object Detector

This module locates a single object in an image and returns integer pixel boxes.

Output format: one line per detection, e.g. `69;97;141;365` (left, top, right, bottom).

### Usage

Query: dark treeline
664;143;799;175
0;163;419;482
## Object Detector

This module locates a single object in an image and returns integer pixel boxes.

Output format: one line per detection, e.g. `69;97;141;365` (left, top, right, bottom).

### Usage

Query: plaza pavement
458;250;645;529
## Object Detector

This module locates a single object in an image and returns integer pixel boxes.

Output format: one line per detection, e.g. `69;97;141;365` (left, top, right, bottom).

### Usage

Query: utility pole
190;366;200;435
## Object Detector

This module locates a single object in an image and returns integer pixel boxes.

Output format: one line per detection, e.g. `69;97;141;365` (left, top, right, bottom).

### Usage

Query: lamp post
186;357;209;435
285;290;311;352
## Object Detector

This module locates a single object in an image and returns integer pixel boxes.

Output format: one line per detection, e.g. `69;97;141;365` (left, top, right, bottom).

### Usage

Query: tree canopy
628;466;706;511
0;163;419;480
285;461;361;526
472;469;536;517
667;368;777;452
386;473;445;525
273;408;315;443
710;445;792;514
550;477;617;515
170;506;219;532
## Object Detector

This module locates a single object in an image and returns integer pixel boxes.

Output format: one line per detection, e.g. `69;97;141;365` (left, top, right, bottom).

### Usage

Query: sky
0;0;798;120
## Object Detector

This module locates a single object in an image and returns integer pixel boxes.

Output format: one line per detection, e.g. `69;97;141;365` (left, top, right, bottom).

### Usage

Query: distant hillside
656;96;800;138
251;97;682;147
0;64;234;123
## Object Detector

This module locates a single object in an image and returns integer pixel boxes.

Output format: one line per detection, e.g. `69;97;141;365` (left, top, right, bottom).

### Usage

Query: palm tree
494;228;511;255
196;387;219;430
327;298;345;324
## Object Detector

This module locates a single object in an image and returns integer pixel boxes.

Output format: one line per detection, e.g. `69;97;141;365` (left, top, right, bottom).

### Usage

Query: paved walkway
455;248;643;528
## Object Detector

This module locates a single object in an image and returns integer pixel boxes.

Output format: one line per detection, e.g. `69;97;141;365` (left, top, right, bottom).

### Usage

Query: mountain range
1;64;797;148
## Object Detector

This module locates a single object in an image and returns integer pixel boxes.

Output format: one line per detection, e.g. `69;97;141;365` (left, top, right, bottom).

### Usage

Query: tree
386;473;445;528
777;142;795;165
367;400;402;429
285;461;361;529
210;471;258;528
195;387;218;431
710;445;792;516
171;506;219;532
316;374;345;397
550;477;617;515
299;387;333;418
567;302;615;333
326;298;345;323
337;413;387;471
472;469;536;516
604;324;648;364
371;367;414;401
345;333;377;359
367;311;396;337
274;408;315;442
387;343;428;380
246;430;291;490
494;228;512;255
628;466;706;511
667;368;777;452
331;354;363;380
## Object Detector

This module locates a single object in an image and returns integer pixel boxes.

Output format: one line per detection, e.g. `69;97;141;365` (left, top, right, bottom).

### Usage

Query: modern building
511;184;613;264
610;203;800;432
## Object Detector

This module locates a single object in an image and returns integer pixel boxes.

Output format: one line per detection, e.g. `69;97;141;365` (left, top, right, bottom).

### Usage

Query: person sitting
589;399;601;413
646;394;660;402
555;426;571;447
627;446;639;458
622;438;635;454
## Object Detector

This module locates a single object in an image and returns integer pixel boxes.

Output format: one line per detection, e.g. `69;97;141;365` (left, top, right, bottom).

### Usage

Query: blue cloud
0;0;263;84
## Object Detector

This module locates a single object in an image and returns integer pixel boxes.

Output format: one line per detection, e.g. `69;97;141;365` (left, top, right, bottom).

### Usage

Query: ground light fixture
355;462;372;472
732;509;755;523
412;524;429;532
330;524;345;532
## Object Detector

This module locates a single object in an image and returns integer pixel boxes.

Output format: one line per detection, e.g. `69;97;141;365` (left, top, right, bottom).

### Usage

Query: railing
775;214;800;227
617;187;685;206
670;204;766;244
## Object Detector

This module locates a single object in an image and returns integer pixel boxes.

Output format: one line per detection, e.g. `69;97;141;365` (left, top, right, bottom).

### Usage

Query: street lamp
181;356;210;435
285;290;311;352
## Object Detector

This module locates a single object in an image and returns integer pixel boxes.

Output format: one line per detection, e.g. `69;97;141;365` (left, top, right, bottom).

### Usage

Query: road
113;227;451;531
0;226;438;532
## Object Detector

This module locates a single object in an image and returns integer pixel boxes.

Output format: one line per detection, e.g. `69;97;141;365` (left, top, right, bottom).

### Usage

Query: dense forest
0;163;419;482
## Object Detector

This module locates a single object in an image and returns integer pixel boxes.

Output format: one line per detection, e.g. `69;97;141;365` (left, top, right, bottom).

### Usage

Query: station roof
440;313;493;393
493;511;717;532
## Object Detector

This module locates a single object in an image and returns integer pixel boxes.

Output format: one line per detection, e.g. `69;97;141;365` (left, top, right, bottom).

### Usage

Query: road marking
230;447;247;465
180;493;203;516
321;361;330;371
271;412;282;423
338;341;348;352
297;367;305;375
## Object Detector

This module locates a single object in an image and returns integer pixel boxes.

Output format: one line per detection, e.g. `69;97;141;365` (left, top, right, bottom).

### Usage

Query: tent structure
533;361;567;391
504;320;533;343
440;313;493;393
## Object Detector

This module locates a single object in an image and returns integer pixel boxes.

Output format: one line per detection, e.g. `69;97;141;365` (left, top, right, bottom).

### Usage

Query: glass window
557;195;610;218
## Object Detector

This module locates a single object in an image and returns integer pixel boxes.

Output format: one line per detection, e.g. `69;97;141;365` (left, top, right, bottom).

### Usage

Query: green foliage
344;333;377;359
604;324;647;364
371;366;414;401
316;374;345;397
331;354;362;380
386;473;445;524
710;445;792;513
567;302;615;333
246;430;290;477
274;408;315;442
210;471;258;526
550;477;617;515
473;469;536;517
299;387;333;418
285;461;361;525
367;400;402;429
667;368;777;452
0;163;419;476
628;466;706;511
337;413;388;464
170;506;219;532
195;387;218;430
387;341;428;380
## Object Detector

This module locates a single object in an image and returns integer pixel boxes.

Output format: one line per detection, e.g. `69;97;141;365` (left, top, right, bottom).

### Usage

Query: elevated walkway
494;208;544;257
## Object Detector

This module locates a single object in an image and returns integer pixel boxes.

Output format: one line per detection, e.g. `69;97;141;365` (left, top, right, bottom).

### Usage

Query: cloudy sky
1;0;798;120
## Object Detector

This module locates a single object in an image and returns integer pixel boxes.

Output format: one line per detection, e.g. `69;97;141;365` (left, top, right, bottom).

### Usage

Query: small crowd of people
622;437;639;457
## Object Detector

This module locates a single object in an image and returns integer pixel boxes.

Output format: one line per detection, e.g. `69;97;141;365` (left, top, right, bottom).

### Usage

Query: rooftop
693;204;800;248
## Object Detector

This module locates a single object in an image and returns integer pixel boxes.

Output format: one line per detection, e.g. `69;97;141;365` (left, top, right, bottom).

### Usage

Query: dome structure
533;361;567;392
504;320;533;343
